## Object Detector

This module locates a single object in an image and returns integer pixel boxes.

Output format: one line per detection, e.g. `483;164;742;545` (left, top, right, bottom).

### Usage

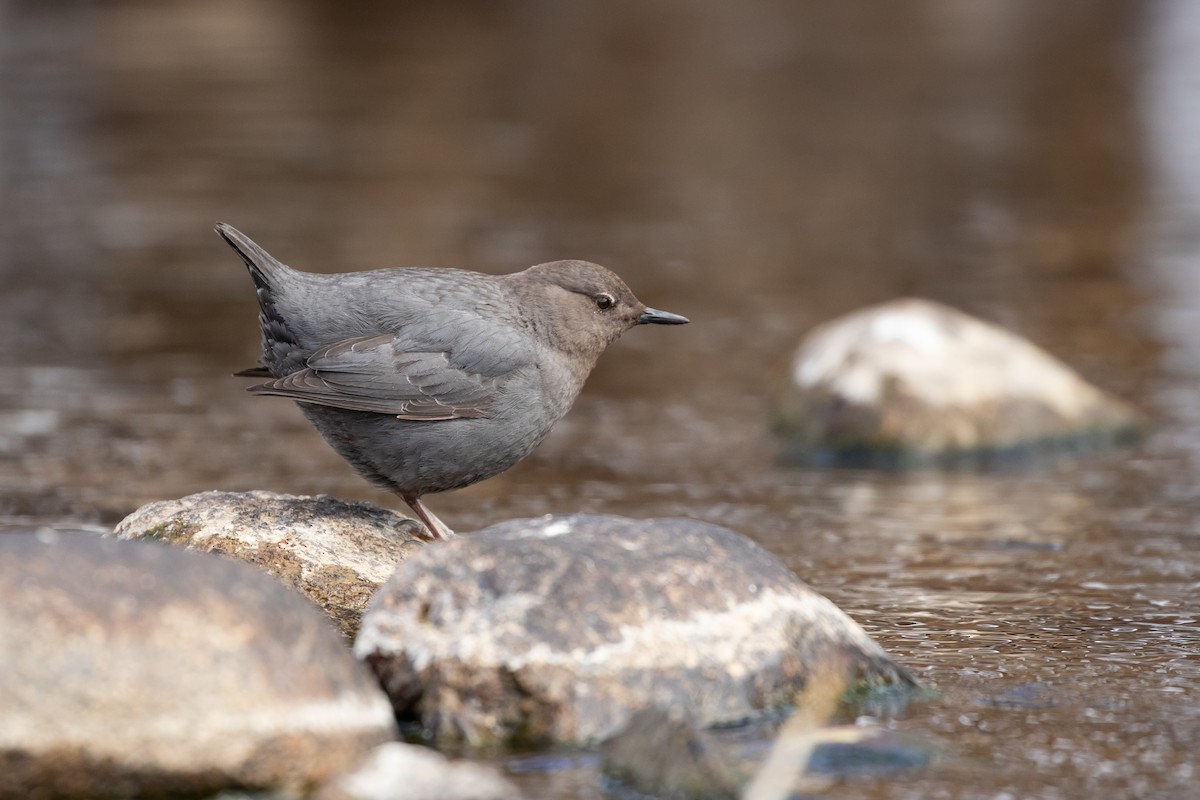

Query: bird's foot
403;494;456;541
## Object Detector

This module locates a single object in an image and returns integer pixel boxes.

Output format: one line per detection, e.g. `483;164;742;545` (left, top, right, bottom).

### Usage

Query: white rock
778;298;1141;461
318;743;520;800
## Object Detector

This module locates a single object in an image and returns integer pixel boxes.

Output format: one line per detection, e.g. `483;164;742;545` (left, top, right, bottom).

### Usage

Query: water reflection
2;1;1199;798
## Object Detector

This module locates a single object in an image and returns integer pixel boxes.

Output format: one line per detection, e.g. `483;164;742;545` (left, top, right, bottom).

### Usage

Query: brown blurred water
2;1;1199;797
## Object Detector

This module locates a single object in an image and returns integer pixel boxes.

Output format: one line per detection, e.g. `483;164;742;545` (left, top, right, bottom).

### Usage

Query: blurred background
2;1;1198;797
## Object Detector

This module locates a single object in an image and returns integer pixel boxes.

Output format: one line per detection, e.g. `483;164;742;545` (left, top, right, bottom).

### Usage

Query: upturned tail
215;222;291;292
217;222;301;377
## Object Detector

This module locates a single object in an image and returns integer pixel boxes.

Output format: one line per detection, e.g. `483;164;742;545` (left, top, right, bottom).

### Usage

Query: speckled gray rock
0;531;395;799
355;514;915;745
776;298;1142;466
316;743;521;800
114;490;425;635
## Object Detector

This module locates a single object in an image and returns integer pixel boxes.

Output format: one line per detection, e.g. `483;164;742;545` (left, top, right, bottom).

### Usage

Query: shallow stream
2;2;1198;797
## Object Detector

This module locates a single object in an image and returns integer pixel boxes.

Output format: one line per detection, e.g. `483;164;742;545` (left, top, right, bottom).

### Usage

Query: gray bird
218;223;688;541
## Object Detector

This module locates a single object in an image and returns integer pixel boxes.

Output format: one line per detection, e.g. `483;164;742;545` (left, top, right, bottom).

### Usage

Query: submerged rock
601;707;741;800
316;743;521;800
742;659;929;799
356;514;915;746
0;531;395;799
776;298;1142;467
114;490;425;636
603;689;931;800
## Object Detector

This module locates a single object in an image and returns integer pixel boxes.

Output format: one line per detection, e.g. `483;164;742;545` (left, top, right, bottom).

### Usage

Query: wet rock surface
0;531;396;799
776;298;1143;466
316;742;522;800
356;514;915;746
114;490;425;636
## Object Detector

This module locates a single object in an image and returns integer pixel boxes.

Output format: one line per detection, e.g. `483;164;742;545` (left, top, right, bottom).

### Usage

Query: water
2;2;1198;797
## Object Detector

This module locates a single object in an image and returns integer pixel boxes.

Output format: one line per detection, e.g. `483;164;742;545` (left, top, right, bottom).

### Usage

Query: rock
316;743;521;800
603;658;925;800
600;707;741;800
114;490;425;636
355;514;915;746
0;531;396;799
744;725;932;800
804;729;932;777
775;298;1143;466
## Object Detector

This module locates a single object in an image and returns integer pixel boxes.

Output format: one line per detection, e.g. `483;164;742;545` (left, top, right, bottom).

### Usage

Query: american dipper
218;223;688;541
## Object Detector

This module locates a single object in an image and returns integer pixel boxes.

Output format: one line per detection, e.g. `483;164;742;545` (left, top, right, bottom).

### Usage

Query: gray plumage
218;223;688;540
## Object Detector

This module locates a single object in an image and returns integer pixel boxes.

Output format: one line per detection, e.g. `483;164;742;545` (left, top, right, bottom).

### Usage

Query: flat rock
355;514;915;746
776;298;1143;466
0;531;396;799
316;743;521;800
114;490;425;636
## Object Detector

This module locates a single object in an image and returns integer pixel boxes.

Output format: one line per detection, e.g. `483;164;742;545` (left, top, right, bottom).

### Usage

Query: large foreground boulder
0;531;395;799
114;490;425;636
356;514;915;746
776;298;1142;466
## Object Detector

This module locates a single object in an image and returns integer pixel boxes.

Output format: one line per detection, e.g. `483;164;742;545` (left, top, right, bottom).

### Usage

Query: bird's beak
637;307;690;325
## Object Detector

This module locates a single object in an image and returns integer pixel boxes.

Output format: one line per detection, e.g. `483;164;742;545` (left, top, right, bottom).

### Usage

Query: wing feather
246;321;533;421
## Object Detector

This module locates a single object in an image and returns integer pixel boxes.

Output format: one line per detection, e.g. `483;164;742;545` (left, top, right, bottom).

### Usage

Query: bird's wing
247;314;534;421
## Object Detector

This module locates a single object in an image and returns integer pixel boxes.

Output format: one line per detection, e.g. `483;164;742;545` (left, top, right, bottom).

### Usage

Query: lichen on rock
114;490;425;636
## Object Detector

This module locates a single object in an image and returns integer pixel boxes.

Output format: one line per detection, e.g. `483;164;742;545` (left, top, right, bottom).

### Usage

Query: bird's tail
215;222;291;292
218;222;301;376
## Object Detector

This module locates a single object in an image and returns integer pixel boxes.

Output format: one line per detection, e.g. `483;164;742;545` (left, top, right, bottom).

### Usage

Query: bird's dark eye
595;294;615;310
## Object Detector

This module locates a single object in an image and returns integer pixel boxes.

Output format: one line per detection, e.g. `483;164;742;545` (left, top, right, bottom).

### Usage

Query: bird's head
510;260;689;361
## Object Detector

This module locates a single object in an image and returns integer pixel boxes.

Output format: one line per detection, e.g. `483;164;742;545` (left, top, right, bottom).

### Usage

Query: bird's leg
401;493;456;541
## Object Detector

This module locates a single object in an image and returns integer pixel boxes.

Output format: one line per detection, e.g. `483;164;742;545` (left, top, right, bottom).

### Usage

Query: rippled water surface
3;2;1199;797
